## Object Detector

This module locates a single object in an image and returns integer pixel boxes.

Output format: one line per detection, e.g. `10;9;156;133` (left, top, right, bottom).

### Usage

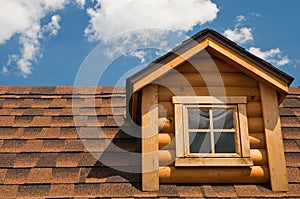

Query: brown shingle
68;98;86;108
60;127;78;139
102;127;125;139
0;116;15;127
36;153;58;167
96;115;125;127
60;108;73;115
287;183;300;197
287;167;300;183
288;87;300;95
13;116;33;126
54;86;73;94
282;127;300;139
82;152;140;167
281;117;300;127
74;183;101;197
0;86;300;198
23;140;43;152
19;127;41;139
13;153;39;168
19;98;33;108
30;116;52;126
257;184;288;197
17;184;50;198
4;168;30;184
0;185;18;198
6;87;30;94
10;109;26;116
56;153;82;167
282;98;300;108
211;185;237;198
176;185;203;198
48;184;74;198
42;139;65;152
96;183;136;197
43;108;62;116
101;86;125;94
0;128;22;139
0;108;12;116
39;127;61;138
284;140;300;152
52;168;80;183
27;168;52;183
234;185;262;197
77;153;98;166
32;98;52;108
201;185;217;198
73;87;98;94
51;116;75;127
49;98;67;108
30;86;56;94
157;184;178;197
22;108;45;116
2;98;23;108
0;140;26;153
285;152;300;167
73;115;90;126
79;167;106;183
76;127;104;139
101;97;125;107
64;139;85;152
0;86;8;94
0;169;7;184
280;107;300;116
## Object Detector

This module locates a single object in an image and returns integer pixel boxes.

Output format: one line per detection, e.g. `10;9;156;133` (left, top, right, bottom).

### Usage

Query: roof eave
126;29;294;93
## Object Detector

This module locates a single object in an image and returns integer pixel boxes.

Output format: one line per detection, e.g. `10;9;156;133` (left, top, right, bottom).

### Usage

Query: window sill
175;157;253;167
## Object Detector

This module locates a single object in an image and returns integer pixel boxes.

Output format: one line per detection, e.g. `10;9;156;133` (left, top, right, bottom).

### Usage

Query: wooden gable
126;29;293;104
126;29;294;192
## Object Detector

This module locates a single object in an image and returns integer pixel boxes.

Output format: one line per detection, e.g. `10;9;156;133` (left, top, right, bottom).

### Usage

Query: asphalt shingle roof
0;86;299;198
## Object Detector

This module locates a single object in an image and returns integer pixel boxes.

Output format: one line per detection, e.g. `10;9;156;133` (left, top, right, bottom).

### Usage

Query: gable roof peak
126;28;294;95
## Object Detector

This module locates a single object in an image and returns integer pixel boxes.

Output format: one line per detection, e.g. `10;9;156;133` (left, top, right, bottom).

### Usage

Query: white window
173;96;253;166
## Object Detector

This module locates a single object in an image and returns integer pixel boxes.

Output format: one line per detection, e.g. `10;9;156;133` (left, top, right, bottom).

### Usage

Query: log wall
156;56;269;183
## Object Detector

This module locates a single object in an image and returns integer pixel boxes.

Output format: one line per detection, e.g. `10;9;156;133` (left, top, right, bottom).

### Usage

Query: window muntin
172;96;253;167
184;105;240;157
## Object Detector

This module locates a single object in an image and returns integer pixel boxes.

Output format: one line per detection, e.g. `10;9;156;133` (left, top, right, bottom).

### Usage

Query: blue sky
0;0;299;86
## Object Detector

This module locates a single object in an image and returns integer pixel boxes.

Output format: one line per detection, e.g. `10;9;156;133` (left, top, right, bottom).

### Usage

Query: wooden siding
157;56;268;183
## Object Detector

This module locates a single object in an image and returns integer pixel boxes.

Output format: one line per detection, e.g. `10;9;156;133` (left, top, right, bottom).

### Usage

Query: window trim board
173;96;253;167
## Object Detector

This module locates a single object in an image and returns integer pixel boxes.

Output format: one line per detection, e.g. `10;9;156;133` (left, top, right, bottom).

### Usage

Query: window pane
213;109;234;129
214;132;236;153
188;108;210;129
189;132;211;153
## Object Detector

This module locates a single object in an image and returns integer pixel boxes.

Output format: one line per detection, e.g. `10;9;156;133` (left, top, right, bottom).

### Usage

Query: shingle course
0;86;299;198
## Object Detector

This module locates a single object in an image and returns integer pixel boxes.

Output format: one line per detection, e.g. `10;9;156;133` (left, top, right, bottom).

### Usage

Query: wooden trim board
142;84;159;191
259;82;288;191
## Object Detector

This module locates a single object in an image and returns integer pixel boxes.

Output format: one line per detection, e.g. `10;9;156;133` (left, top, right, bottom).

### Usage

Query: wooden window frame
173;96;253;167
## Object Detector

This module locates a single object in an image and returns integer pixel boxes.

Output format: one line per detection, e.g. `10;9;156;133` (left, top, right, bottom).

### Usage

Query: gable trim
207;38;289;94
126;29;293;95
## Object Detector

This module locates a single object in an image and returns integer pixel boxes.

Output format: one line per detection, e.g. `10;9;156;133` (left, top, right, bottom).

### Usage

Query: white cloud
0;0;83;77
129;50;147;64
84;0;219;63
42;15;62;37
237;15;246;22
1;66;8;75
0;1;67;44
223;27;253;44
75;0;86;8
249;47;290;66
85;0;219;41
250;12;262;17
